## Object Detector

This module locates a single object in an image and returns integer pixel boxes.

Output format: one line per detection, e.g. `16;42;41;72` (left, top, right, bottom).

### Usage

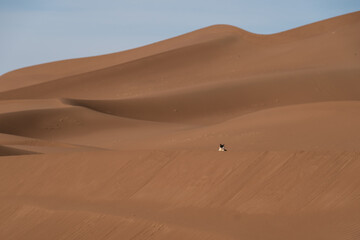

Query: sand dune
0;12;359;99
0;11;359;240
1;151;360;239
0;145;37;156
61;68;360;124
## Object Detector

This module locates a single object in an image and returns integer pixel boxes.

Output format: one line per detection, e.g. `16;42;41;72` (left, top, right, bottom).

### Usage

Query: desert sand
0;11;359;240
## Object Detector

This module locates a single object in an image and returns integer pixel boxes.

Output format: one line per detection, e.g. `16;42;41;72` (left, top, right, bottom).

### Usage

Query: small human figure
218;144;227;151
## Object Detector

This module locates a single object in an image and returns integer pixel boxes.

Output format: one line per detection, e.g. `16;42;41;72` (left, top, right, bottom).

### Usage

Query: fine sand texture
0;11;359;240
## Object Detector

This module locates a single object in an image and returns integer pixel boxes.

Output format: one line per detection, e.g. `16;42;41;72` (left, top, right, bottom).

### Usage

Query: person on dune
218;144;227;151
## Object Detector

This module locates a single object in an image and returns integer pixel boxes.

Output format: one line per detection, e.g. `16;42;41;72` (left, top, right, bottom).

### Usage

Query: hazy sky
0;0;359;75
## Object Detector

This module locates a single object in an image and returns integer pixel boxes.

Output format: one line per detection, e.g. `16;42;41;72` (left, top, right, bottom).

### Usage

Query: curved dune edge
0;145;38;156
60;68;360;123
0;100;358;151
0;12;359;99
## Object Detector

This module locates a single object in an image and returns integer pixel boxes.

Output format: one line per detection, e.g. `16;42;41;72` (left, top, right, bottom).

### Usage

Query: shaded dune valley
1;11;360;240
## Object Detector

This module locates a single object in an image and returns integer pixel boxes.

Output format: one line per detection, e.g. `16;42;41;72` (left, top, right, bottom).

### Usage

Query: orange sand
0;11;359;240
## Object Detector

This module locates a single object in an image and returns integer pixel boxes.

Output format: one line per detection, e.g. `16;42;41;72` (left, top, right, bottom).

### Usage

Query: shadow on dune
0;145;38;156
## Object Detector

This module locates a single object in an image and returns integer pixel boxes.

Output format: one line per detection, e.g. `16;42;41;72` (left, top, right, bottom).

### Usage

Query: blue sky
0;0;359;75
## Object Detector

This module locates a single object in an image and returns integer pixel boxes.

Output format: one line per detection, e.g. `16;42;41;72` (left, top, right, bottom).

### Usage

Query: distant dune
0;11;359;240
